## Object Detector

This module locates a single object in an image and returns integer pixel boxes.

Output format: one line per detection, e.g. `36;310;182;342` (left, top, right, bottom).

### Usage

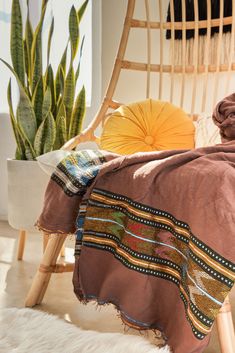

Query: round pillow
100;99;195;154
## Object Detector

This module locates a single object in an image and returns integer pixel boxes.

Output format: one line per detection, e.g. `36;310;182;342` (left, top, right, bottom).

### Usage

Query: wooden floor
0;220;234;352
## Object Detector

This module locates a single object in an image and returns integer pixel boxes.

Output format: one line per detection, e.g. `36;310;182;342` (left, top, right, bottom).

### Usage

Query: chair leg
43;233;49;252
25;233;67;307
60;243;66;257
17;230;26;260
216;296;235;353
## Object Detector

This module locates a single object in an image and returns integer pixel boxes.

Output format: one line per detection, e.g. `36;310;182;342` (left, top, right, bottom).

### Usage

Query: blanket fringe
77;295;168;348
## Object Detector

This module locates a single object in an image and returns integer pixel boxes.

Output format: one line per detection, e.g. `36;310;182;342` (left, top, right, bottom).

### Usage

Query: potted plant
2;0;88;232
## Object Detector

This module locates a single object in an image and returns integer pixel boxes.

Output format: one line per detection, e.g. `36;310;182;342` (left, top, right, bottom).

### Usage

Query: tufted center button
144;135;154;146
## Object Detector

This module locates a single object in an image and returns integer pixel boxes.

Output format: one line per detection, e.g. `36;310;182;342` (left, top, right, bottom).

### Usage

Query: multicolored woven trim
75;188;235;340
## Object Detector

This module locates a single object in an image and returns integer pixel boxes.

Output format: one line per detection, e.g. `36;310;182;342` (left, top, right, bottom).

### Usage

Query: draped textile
37;145;235;353
212;93;235;142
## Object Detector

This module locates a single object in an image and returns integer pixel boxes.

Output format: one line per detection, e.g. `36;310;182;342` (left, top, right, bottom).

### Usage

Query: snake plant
1;0;88;160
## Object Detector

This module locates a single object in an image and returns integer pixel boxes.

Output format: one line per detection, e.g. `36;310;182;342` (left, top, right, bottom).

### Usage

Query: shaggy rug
0;308;170;353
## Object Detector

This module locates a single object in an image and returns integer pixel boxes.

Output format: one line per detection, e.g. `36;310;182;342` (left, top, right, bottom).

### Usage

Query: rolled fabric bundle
212;93;235;142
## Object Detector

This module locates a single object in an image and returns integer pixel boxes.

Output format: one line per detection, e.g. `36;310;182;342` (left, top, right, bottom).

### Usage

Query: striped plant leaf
75;36;85;83
69;6;79;60
23;40;29;86
54;101;67;149
15;148;24;160
25;7;33;85
57;115;67;146
54;114;67;149
11;0;25;86
60;45;68;75
7;80;25;159
1;59;37;145
56;101;66;124
41;0;49;10
34;112;56;156
63;65;75;129
45;65;56;112
32;76;44;126
78;0;89;21
69;85;86;139
23;138;36;160
16;92;37;146
75;63;80;84
47;17;54;66
55;65;64;100
2;59;37;158
31;4;47;93
42;86;52;120
59;66;65;97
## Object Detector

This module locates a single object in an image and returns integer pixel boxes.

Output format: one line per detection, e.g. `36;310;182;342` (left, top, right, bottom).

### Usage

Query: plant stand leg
17;230;26;260
25;233;67;307
216;296;235;353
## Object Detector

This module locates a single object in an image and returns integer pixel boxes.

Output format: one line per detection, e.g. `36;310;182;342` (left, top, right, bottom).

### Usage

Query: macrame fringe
173;32;234;66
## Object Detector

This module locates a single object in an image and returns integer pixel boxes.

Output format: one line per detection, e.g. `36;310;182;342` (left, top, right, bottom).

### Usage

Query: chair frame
25;1;235;352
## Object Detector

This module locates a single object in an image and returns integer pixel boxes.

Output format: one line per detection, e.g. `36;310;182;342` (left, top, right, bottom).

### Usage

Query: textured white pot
7;159;50;231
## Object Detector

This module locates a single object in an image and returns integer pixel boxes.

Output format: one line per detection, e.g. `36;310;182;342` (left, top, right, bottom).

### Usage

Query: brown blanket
212;93;235;142
37;144;235;353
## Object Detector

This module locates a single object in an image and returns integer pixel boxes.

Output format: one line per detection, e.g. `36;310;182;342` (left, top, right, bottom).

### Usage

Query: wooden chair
25;1;235;352
17;230;65;260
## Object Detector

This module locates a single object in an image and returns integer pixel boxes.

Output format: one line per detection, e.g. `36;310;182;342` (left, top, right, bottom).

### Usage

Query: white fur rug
0;308;170;353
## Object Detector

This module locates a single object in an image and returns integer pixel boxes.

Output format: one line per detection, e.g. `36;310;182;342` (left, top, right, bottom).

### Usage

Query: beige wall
102;0;126;97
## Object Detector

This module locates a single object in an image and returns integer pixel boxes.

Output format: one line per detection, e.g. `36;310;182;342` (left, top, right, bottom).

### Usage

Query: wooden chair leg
25;233;67;307
43;233;49;252
60;243;66;257
216;296;235;353
17;230;26;260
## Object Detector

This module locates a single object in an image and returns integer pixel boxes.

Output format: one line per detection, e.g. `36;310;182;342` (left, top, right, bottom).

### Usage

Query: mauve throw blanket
37;144;235;353
212;92;235;142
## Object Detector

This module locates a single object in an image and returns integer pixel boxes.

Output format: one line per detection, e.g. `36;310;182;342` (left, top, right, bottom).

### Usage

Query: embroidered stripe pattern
75;188;235;340
51;150;106;197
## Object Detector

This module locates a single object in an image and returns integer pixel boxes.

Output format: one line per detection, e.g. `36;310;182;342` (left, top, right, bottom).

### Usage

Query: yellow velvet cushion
100;99;195;154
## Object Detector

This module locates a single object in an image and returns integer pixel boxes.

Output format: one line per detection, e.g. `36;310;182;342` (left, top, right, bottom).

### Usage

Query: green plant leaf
34;112;56;156
31;4;47;93
11;0;25;86
59;66;65;97
41;0;49;10
25;5;33;86
47;17;54;65
23;138;36;160
54;115;67;149
54;102;67;149
60;45;68;75
42;86;52;120
69;6;79;60
1;59;37;155
23;40;29;84
55;65;64;100
69;85;86;139
63;65;75;129
7;80;25;159
44;112;56;155
78;0;89;21
16;93;37;145
75;36;85;83
45;65;56;112
56;101;66;124
32;76;44;126
55;45;67;100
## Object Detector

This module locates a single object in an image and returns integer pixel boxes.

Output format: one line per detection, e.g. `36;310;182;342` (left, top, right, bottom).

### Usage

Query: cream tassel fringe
173;33;234;66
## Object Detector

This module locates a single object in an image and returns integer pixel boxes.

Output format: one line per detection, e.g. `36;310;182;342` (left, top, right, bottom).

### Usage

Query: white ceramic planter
7;159;50;231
